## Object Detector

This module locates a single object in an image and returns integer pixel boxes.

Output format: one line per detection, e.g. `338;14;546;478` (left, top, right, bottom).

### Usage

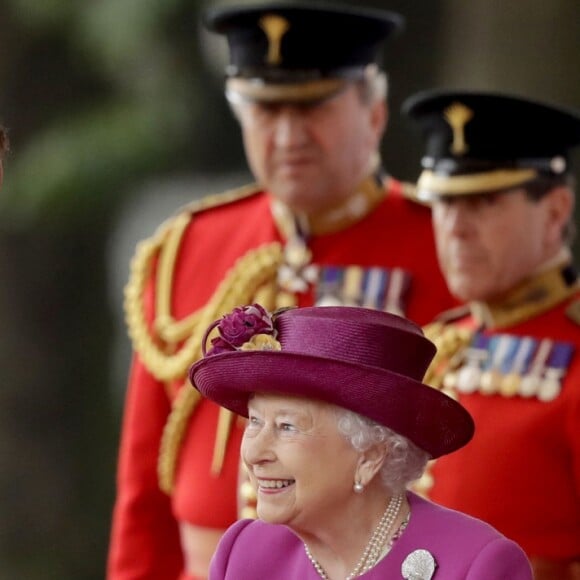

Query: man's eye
482;193;500;206
279;422;295;431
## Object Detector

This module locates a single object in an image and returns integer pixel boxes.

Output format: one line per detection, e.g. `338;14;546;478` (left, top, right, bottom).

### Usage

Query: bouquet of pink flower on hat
202;304;283;356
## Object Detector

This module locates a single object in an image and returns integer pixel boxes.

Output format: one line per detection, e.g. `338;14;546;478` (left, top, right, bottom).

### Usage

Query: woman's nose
242;426;276;465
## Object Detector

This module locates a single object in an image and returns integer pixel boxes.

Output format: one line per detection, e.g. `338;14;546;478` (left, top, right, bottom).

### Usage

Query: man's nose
439;199;475;236
273;108;309;147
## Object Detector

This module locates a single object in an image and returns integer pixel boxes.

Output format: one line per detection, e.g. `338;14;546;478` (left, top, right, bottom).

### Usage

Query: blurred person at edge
0;126;8;185
107;3;455;579
189;304;531;579
403;90;580;580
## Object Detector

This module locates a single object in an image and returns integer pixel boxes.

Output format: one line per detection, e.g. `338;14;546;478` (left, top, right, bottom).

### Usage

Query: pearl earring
354;481;364;493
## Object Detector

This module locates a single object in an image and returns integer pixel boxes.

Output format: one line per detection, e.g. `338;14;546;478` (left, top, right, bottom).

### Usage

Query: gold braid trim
156;184;262;344
124;185;262;381
124;214;200;382
158;241;285;493
158;382;202;494
124;217;184;380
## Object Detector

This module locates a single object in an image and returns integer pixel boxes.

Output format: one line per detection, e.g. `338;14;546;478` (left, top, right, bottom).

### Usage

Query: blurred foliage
0;0;225;229
0;1;223;578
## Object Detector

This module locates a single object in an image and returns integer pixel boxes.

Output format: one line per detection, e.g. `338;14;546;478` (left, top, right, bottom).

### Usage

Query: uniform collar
271;173;387;239
470;250;578;329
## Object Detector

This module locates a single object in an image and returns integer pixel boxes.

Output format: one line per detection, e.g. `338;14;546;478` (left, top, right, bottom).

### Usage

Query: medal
384;267;411;316
456;333;488;394
278;233;318;294
342;266;364;306
362;267;388;310
519;338;552;398
316;266;344;306
537;341;574;402
479;369;501;395
480;335;515;396
499;372;520;397
537;368;563;402
519;373;541;398
499;336;536;397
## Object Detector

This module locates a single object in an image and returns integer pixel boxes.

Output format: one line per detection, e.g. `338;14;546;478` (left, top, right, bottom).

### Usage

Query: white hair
356;67;389;105
336;408;430;494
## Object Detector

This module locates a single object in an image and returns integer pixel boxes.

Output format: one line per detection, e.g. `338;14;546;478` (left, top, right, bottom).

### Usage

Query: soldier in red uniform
403;90;580;580
107;4;455;579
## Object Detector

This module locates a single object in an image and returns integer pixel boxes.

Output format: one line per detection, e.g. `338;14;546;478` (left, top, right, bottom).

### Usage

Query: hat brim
226;77;347;104
190;351;474;459
416;168;539;201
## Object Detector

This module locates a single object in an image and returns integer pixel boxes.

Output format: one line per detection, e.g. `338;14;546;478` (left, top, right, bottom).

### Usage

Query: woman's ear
355;443;388;487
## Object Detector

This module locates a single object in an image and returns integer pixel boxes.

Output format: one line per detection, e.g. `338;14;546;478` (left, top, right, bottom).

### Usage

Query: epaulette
176;182;262;218
566;297;580;326
139;183;262;260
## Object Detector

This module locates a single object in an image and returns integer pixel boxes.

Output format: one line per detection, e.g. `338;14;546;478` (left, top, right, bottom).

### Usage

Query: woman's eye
279;422;295;432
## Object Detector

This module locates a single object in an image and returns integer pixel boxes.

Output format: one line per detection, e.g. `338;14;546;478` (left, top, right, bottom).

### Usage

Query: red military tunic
107;175;455;579
422;263;580;577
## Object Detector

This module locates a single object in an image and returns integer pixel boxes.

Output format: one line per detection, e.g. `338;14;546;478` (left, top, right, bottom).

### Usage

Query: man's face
432;188;560;302
234;84;386;214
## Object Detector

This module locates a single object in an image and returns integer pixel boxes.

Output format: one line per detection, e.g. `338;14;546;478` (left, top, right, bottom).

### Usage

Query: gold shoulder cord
125;184;263;380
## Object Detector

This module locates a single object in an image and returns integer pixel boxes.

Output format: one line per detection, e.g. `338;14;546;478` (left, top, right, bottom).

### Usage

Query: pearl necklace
304;494;403;579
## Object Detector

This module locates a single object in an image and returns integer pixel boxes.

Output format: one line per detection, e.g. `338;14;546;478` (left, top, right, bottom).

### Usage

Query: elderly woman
189;305;532;580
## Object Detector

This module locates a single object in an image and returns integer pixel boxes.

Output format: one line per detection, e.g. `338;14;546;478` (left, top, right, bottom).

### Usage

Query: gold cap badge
444;102;474;155
259;14;290;65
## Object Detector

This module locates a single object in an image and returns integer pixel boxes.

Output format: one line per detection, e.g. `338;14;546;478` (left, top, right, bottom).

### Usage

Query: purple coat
210;492;532;579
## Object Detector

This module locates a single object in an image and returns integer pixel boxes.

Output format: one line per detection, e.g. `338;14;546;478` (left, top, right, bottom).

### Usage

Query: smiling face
232;82;386;215
242;393;360;533
432;186;572;302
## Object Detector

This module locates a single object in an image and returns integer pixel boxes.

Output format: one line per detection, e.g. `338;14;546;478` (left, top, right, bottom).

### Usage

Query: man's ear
371;99;388;138
542;185;574;246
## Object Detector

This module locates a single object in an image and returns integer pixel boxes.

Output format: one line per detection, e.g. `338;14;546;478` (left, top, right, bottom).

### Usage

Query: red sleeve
566;362;580;499
107;355;183;579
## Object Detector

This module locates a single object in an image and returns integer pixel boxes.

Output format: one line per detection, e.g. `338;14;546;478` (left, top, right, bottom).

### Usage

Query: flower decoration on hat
202;304;282;357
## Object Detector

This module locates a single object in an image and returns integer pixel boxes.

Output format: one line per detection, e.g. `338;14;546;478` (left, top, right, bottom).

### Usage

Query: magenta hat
189;305;474;458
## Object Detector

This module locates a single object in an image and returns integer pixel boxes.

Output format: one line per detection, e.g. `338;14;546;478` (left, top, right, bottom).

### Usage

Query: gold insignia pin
444;102;474;155
259;14;290;65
